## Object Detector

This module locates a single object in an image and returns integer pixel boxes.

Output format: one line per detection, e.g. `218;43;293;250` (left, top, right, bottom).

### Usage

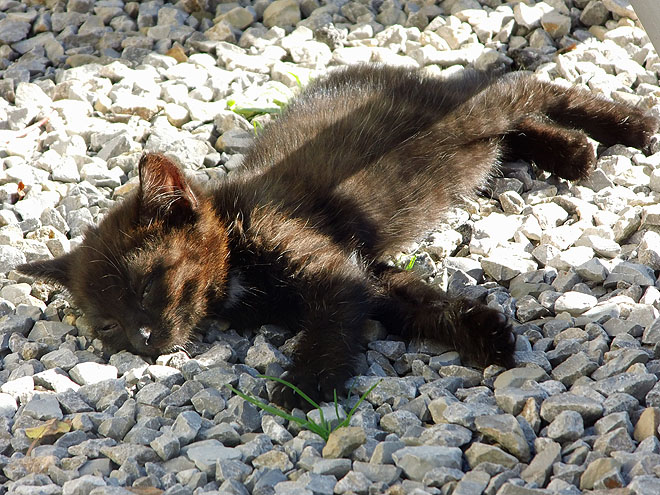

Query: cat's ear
17;253;73;287
138;153;198;224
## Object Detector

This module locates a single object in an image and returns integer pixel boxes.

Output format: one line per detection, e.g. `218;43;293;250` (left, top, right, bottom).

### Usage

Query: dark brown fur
19;65;658;408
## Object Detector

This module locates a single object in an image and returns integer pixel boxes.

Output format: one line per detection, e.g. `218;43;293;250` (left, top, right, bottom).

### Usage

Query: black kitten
19;65;658;408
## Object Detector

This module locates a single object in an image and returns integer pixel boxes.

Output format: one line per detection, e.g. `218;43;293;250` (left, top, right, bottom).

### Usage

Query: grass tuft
227;375;381;442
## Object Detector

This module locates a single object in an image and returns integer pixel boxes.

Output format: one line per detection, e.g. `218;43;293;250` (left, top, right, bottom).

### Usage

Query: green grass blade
227;383;331;441
258;375;322;410
405;255;417;271
333;379;382;431
317;405;327;430
333;389;340;423
301;420;329;440
226;385;303;425
347;380;356;398
346;379;382;419
287;71;302;88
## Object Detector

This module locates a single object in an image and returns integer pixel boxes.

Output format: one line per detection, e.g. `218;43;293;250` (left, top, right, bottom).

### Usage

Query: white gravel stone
69;362;119;385
613;206;641;242
481;251;538;282
0;393;17;418
513;2;549;30
541;11;571;39
263;0;301;28
23;392;63;420
602;0;637;19
576;258;609;282
0;246;27;272
638;231;660;270
392;446;462;481
547;246;595;271
532;203;569;230
575;234;620;258
62;475;106;495
547;410;584;442
554;291;598;316
541;224;584;251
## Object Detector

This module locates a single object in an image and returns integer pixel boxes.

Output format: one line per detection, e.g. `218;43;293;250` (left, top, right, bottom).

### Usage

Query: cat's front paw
270;370;317;410
460;304;516;369
270;369;348;411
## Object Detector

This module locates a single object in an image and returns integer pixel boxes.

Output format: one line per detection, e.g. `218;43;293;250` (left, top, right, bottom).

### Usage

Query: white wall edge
630;0;660;54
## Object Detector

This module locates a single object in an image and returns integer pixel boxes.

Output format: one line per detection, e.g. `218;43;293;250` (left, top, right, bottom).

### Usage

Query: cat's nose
139;327;152;345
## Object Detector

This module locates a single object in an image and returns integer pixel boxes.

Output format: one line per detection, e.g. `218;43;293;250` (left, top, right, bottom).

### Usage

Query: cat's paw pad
462;305;516;369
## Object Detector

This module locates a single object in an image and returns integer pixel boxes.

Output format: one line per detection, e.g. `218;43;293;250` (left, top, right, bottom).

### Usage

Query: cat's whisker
87;231;127;270
118;229;135;242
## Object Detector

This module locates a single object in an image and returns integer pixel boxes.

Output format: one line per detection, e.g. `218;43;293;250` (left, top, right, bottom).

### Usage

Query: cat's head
18;153;230;356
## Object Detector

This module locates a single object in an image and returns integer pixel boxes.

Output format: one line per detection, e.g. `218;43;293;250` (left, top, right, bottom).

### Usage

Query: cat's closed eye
140;279;154;304
98;321;120;336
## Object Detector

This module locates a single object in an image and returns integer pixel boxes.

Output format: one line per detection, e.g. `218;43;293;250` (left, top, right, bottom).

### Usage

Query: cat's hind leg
488;73;659;151
504;116;596;181
370;264;516;369
449;74;658;179
537;80;659;150
470;74;658;181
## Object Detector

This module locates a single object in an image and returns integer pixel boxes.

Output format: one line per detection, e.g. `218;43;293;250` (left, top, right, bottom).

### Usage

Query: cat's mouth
169;341;212;357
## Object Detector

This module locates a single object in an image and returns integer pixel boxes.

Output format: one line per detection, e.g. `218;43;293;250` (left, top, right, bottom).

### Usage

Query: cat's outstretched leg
272;323;362;410
505;116;596;181
485;73;658;151
534;78;659;150
444;73;658;181
370;264;515;368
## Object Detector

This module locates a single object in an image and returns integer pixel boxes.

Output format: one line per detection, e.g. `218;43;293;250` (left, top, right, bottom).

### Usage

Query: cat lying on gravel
19;64;658;409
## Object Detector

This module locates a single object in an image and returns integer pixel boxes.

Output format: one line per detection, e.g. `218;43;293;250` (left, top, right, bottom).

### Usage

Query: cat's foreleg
370;264;515;368
270;272;369;409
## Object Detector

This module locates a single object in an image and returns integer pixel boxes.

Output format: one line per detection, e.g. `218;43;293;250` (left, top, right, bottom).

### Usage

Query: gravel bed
2;0;660;494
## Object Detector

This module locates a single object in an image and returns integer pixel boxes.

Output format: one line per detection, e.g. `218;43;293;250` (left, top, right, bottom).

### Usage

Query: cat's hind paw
508;117;597;181
624;113;660;151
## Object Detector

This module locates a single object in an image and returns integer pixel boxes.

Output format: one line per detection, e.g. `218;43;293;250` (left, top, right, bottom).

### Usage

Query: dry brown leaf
25;419;71;439
25;418;72;457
